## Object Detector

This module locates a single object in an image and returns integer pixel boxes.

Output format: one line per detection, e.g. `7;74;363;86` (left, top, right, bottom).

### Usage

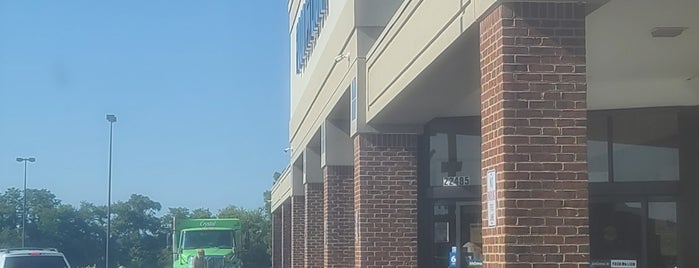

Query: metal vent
651;27;688;38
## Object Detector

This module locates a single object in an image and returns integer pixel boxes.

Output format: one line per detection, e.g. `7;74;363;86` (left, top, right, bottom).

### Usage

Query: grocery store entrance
418;117;483;268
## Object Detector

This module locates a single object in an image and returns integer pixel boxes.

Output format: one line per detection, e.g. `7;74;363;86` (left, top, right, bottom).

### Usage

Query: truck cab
173;219;242;268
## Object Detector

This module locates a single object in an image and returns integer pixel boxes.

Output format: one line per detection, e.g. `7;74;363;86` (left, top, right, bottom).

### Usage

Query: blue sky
0;1;290;212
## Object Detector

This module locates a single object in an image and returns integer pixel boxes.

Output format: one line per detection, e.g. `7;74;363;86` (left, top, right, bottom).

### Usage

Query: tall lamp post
16;157;36;248
105;114;117;268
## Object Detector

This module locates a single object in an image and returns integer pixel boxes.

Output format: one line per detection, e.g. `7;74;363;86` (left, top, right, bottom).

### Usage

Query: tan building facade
272;0;699;267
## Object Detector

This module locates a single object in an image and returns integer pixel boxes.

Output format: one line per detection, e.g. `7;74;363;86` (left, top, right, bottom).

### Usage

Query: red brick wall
354;134;418;268
272;209;282;268
292;196;305;268
282;201;292;268
480;2;589;268
305;183;324;268
323;165;355;268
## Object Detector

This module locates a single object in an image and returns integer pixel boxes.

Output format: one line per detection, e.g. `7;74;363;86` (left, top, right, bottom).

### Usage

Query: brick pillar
282;201;292;268
305;183;324;268
323;165;354;268
479;2;588;268
354;134;418;268
272;209;283;268
292;196;306;268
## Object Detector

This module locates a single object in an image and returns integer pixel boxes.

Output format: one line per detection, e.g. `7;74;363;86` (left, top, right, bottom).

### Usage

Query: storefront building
271;0;699;267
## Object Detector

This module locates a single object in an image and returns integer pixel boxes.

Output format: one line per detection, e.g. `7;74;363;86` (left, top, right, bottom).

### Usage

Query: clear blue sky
0;1;290;212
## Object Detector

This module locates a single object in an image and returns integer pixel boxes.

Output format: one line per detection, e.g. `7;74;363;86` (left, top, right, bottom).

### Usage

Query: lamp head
106;114;117;123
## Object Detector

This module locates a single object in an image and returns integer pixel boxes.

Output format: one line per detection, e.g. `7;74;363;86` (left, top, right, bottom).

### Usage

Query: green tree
111;194;163;268
190;208;213;219
0;188;22;248
218;206;271;268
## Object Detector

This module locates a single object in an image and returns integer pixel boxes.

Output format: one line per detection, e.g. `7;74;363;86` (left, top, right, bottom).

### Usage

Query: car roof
0;248;65;256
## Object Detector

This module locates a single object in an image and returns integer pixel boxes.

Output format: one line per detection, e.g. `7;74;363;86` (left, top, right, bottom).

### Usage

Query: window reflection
430;133;449;186
587;114;609;182
612;111;679;182
455;135;481;186
428;118;481;187
590;201;642;262
648;202;679;268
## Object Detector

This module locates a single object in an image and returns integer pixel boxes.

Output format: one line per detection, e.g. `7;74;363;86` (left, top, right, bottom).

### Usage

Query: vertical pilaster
272;209;283;268
323;165;355;268
282;201;292;268
480;2;589;268
354;134;418;268
292;196;306;268
305;183;324;268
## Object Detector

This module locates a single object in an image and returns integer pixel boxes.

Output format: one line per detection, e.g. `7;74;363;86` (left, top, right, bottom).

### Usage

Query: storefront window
587;110;680;182
612;111;679;182
456;135;481;186
428;118;481;187
430;133;450;186
587;114;609;182
647;202;679;268
590;201;643;263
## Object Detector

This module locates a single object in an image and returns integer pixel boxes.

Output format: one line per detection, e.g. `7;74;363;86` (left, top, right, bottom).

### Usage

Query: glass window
612;111;679;182
590;201;643;262
455;135;481;186
4;256;69;268
182;230;236;249
587;114;609;182
430;133;450;186
429;133;481;187
647;202;679;268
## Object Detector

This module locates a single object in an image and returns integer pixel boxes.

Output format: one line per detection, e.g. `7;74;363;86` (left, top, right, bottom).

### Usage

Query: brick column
282;201;292;268
354;134;418;268
480;2;588;268
292;196;306;268
305;183;324;268
272;209;282;268
323;165;354;268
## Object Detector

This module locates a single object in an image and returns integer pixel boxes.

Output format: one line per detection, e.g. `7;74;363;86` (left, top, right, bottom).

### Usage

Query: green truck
172;218;243;268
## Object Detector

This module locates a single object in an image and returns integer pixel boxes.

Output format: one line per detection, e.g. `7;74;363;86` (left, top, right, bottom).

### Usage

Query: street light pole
16;157;36;248
106;114;117;268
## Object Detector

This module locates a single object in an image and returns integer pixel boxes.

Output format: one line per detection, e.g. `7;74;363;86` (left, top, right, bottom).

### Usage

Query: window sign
610;260;637;268
448;246;457;267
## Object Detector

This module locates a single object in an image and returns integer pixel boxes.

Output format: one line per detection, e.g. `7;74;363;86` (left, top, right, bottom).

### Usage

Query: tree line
0;187;272;268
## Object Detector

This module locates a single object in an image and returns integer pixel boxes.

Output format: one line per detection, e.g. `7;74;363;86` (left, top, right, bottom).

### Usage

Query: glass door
590;198;679;268
456;202;482;268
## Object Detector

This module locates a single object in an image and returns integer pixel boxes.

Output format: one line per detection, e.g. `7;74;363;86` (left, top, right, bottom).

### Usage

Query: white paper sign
486;169;497;227
611;260;637;268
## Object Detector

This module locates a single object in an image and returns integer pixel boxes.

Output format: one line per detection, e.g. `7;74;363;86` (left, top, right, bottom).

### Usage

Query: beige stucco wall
365;0;497;124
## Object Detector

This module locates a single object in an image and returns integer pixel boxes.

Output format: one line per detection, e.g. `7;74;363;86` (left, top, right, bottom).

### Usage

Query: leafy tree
111;194;163;268
218;206;271;268
0;187;273;268
190;208;213;219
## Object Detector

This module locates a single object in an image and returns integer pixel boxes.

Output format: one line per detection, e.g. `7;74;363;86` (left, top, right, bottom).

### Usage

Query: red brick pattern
282;201;292;268
305;183;324;268
292;196;306;268
354;134;418;268
323;165;355;268
272;210;282;268
480;2;589;268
